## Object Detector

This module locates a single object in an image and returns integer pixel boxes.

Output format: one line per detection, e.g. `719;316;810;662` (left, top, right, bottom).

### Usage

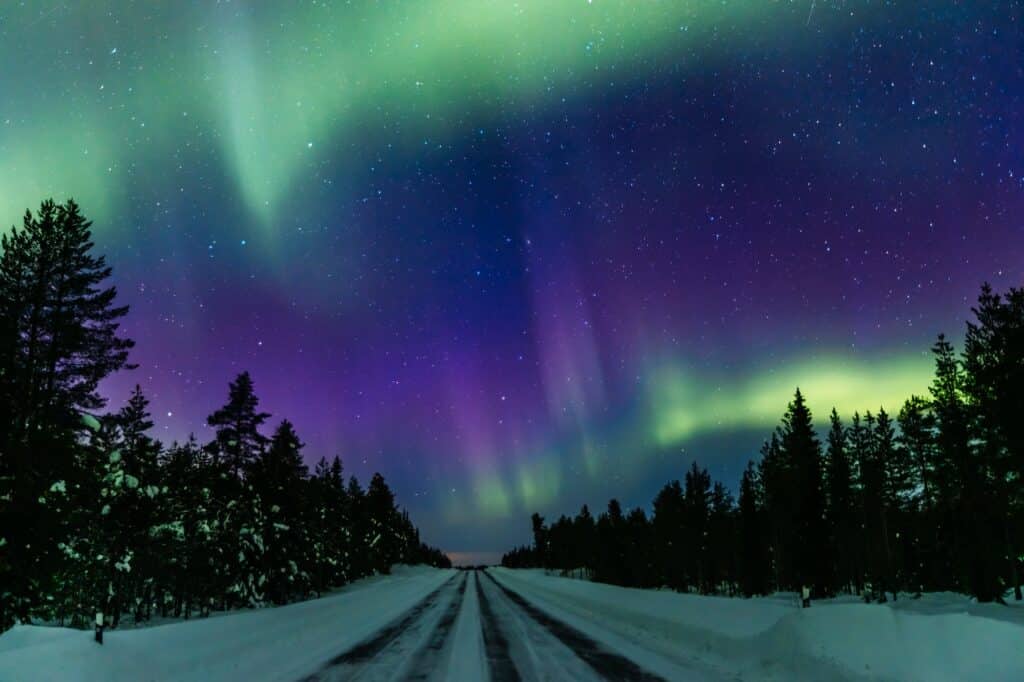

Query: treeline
504;284;1024;605
0;200;449;633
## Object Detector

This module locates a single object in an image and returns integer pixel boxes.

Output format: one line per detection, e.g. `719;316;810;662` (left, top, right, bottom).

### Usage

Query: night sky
2;2;1021;560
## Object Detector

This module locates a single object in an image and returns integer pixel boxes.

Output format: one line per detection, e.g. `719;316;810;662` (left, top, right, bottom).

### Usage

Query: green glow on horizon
459;350;936;522
649;351;935;446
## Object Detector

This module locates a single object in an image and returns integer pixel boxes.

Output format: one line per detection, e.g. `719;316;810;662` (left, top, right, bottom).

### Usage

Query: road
0;563;1008;681
301;569;692;682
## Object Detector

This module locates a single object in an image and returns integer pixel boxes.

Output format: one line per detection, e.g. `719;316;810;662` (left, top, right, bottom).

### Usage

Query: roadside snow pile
762;595;1023;681
0;566;454;682
490;568;1024;681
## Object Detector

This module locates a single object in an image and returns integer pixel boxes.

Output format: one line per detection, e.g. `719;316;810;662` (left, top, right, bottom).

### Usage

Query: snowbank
762;599;1023;681
490;568;1024;681
0;566;454;681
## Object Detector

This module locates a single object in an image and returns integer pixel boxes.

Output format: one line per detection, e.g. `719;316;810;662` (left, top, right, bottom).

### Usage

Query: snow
80;414;101;432
0;566;454;682
4;565;1020;681
446;571;487;681
489;568;1024;681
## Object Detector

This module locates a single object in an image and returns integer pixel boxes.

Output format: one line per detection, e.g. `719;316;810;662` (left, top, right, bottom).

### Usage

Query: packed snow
489;568;1024;681
0;566;454;681
1;565;1022;681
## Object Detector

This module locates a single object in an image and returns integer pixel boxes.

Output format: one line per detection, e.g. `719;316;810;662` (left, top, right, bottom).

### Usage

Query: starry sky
2;2;1022;560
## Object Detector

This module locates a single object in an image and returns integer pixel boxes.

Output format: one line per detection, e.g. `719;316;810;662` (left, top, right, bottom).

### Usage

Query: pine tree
504;289;1024;603
530;512;548;568
860;408;897;601
778;389;829;597
365;473;400;575
758;431;788;592
683;462;711;592
203;372;272;607
897;397;938;511
309;456;351;592
595;499;626;585
66;407;163;627
930;334;1001;601
624;507;654;588
963;284;1024;601
548;515;573;573
897;396;940;594
249;420;311;604
824;409;858;594
0;199;134;628
346;476;371;579
114;386;162;622
159;437;226;618
652;480;685;589
206;372;270;477
573;505;596;577
708;481;736;594
327;457;351;583
0;203;451;628
738;461;768;596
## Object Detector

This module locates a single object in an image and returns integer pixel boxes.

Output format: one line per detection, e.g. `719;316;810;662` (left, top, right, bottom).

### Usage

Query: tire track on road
474;570;522;682
399;572;468;681
482;569;665;682
301;573;459;681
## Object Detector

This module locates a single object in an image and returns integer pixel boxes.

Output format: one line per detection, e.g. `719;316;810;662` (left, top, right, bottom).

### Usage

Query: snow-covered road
301;569;708;681
301;567;1024;682
306;572;469;681
301;569;668;681
3;565;1022;680
476;569;668;681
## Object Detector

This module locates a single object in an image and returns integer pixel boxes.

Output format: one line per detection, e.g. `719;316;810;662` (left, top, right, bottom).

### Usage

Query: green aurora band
1;2;947;531
454;350;934;523
1;1;856;234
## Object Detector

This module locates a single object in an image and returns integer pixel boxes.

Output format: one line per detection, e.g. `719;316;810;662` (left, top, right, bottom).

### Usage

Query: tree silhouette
206;371;270;477
505;283;1024;605
0;199;133;627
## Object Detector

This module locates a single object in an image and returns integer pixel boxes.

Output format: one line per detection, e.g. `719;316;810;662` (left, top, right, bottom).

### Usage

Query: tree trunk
1004;518;1021;601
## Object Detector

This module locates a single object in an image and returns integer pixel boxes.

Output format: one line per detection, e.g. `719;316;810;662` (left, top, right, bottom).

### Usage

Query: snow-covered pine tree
248;420;312;605
112;386;162;624
155;438;222;619
326;457;352;585
49;406;161;628
365;473;400;575
308;456;352;592
346;476;372;579
0;199;134;629
204;372;272;609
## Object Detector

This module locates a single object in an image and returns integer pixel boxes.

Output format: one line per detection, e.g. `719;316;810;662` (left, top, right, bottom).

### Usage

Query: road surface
2;565;1003;680
301;569;708;681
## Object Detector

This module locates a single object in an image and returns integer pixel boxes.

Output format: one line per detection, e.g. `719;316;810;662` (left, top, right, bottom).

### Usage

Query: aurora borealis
2;2;1022;558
